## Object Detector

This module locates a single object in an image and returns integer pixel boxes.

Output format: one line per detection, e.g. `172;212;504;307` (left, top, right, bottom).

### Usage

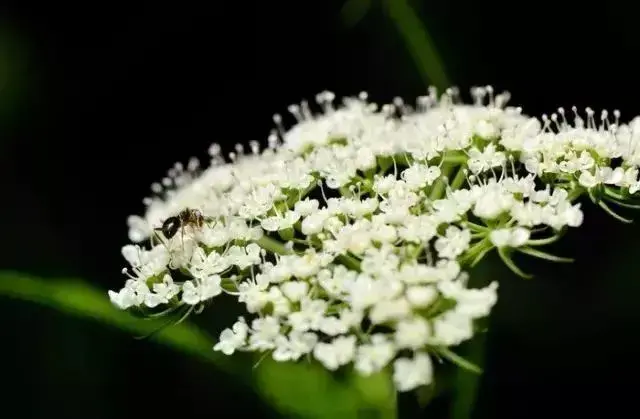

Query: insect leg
153;228;171;253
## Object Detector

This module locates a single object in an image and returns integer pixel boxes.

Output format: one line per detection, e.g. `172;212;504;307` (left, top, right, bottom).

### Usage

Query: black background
2;1;640;418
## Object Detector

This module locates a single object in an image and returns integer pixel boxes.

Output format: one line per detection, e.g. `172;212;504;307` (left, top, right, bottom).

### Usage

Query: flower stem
429;163;456;200
449;165;467;191
255;235;292;255
336;253;362;271
567;186;585;203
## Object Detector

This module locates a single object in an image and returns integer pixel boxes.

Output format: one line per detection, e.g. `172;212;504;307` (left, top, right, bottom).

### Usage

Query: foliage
0;271;396;418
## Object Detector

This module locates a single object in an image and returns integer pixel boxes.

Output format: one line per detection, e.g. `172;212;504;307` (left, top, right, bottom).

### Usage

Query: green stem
429;163;456;201
567;186;585;203
458;238;491;267
604;186;626;201
440;153;467;165
385;0;450;90
517;246;573;263
255;235;292;255
526;234;562;246
436;347;482;374
336;253;362;271
466;221;489;232
497;247;533;279
449;165;468;191
598;200;633;223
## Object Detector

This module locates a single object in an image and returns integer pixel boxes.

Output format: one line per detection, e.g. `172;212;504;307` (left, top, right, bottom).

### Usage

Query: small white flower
395;317;431;349
432;311;474;346
280;281;309;302
151;274;180;302
393;352;433;392
467;144;505;174
181;275;222;305
294;198;320;216
405;285;438;308
313;335;357;370
355;334;396;376
273;331;318;362
435;226;471;259
318;316;349;336
489;227;530;248
288;298;327;331
248;316;281;351
214;317;248;355
238;275;270;313
369;298;412;324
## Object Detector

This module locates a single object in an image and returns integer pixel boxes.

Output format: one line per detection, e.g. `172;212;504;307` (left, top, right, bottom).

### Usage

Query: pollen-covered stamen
557;107;568;129
249;140;261;155
315;90;336;113
571;106;585;128
486;85;495;107
585;107;596;130
272;113;286;138
550;113;561;131
393;97;412;117
267;132;279;150
494;91;511;108
288;104;304;123
446;87;461;104
416;95;436;113
541;114;552;132
471;86;487;106
235;143;245;159
301;100;313;120
600;110;609;130
614;109;621;126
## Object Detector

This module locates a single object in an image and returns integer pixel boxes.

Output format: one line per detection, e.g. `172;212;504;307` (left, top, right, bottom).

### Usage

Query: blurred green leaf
385;0;450;91
0;271;397;418
340;0;372;28
256;360;396;419
257;361;360;418
351;369;397;418
450;334;487;419
0;271;238;371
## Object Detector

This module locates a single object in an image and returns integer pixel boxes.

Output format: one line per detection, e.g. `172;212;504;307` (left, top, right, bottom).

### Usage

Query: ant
153;208;205;247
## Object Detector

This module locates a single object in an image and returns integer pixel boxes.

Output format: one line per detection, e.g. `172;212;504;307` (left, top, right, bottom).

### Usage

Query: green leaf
0;272;398;418
0;271;235;370
385;0;450;91
450;335;487;419
255;361;397;419
255;360;358;419
351;369;397;418
340;0;372;28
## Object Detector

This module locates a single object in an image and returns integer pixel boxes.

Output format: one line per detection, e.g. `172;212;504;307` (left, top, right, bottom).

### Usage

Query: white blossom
110;86;639;393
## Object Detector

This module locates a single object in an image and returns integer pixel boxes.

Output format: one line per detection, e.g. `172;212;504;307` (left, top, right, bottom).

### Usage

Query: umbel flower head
109;86;640;392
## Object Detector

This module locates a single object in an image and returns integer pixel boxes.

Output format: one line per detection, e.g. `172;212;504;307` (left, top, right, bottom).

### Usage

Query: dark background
2;1;640;418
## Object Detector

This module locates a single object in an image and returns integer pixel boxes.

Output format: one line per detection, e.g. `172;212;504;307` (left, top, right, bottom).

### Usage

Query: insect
154;208;205;245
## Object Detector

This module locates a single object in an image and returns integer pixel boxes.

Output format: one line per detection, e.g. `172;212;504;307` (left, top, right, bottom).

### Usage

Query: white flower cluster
109;86;640;392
